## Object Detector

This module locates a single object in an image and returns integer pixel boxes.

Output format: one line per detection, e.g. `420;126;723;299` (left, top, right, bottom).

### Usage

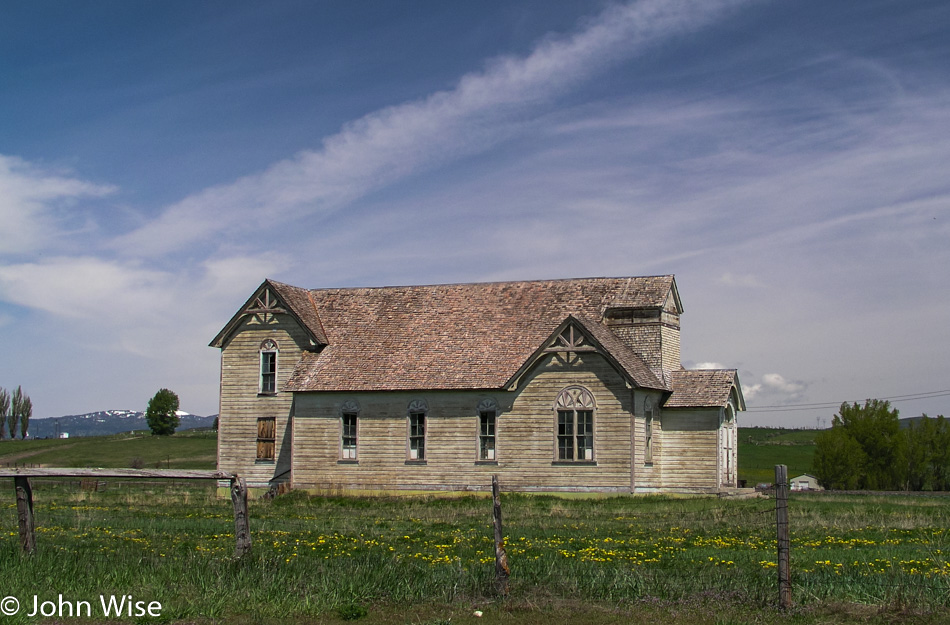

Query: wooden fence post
492;475;510;595
230;476;251;558
14;476;36;554
775;464;791;609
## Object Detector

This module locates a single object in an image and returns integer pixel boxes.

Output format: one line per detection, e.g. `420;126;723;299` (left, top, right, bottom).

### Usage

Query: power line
745;389;950;414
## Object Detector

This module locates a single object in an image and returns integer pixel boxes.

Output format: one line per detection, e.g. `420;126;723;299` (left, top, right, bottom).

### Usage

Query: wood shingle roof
282;276;676;393
664;369;742;409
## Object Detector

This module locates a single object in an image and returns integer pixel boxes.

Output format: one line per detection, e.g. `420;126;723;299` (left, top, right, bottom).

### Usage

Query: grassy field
738;427;818;486
0;429;217;469
0;480;948;624
2;426;948;624
3;426;814;481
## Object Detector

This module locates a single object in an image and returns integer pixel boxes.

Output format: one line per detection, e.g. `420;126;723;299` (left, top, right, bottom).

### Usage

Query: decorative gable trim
543;323;597;354
505;315;666;392
244;287;287;320
209;279;327;349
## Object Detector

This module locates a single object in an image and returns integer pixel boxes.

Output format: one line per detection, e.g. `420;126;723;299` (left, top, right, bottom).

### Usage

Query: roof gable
209;279;327;349
504;315;669;392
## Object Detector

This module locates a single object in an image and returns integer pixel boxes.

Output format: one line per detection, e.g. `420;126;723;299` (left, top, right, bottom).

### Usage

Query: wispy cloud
113;0;749;257
0;155;115;255
0;253;285;353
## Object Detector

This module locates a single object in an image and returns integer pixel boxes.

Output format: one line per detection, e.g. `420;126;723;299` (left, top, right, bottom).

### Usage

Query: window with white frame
407;399;427;461
341;399;359;460
477;398;498;461
554;386;595;461
259;339;278;394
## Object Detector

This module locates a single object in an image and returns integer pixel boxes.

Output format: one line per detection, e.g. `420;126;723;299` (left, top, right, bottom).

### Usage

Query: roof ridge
294;275;675;293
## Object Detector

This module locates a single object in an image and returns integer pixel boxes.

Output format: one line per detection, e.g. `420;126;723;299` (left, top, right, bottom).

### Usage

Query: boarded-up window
257;417;276;461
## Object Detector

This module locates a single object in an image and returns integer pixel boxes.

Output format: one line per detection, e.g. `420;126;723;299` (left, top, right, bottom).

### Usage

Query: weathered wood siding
292;353;638;493
217;313;310;487
657;409;720;489
631;391;666;490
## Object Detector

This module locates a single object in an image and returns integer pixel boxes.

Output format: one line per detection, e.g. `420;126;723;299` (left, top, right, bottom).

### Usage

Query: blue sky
1;0;948;427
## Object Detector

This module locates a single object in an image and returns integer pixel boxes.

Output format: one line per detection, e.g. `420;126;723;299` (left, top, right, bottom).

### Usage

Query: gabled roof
504;315;668;392
664;369;745;409
281;276;676;392
269;280;328;345
209;279;327;349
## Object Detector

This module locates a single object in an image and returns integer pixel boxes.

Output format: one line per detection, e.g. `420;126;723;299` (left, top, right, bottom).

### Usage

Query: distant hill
26;410;217;438
898;415;946;429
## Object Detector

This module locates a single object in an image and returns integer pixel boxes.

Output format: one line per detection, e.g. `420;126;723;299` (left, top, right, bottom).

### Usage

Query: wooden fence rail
0;468;250;557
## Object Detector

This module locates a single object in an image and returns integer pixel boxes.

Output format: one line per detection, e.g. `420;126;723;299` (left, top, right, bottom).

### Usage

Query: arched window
554;386;595;461
477;398;498;461
407;399;428;461
259;339;279;395
341;400;360;460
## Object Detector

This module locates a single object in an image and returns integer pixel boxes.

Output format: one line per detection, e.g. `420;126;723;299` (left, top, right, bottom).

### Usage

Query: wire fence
2;474;949;611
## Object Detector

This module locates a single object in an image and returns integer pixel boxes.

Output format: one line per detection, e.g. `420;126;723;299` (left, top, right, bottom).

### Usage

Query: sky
1;0;948;427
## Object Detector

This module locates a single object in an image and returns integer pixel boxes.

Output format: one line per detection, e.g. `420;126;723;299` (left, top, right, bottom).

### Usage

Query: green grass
738;427;818;486
741;427;820;445
3;426;810;485
1;483;948;624
0;429;216;469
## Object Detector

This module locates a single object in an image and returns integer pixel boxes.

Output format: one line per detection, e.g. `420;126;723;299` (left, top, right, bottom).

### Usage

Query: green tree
0;388;8;439
834;399;904;490
8;386;23;442
146;388;180;436
812;426;866;490
931;416;950;490
20;395;31;439
905;417;935;491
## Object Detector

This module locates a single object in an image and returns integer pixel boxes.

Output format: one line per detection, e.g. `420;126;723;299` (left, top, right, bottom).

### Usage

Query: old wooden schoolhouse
211;276;744;494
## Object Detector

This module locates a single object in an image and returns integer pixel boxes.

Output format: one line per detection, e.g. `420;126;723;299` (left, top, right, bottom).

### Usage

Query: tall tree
931;416;950;491
0;388;8;440
8;386;22;443
904;416;935;491
834;399;904;490
146;388;180;436
812;426;866;490
20;394;31;439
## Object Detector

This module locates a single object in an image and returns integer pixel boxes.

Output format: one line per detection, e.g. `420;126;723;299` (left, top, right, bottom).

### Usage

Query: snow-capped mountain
26;410;216;438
